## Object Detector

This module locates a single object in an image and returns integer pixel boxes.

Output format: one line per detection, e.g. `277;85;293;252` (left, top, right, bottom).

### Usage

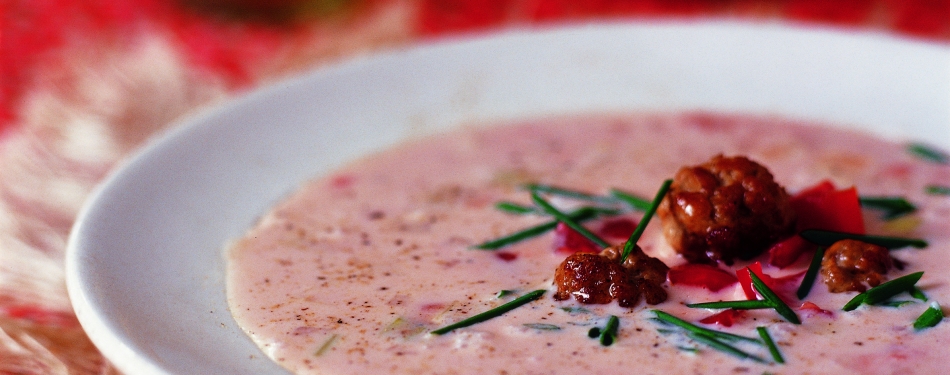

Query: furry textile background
1;0;948;372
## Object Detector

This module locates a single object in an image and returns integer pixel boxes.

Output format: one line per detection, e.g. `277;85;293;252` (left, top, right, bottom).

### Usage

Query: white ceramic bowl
66;21;950;374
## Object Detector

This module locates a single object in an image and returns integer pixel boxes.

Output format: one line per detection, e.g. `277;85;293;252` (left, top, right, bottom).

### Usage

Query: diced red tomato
798;301;834;319
768;180;865;267
789;180;865;234
699;309;744;327
668;263;738;292
552;222;600;255
767;235;813;269
597;217;637;240
495;251;518;261
736;262;804;303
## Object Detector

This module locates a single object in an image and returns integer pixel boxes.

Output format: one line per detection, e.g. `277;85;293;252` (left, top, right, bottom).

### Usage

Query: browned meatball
657;155;795;263
821;239;893;293
553;243;669;307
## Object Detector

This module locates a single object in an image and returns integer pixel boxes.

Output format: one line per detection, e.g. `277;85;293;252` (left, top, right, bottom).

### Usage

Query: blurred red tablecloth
1;0;948;373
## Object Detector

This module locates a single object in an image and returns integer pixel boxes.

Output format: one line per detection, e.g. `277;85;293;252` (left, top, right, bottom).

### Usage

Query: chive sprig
799;229;927;250
619;179;672;264
431;290;545;335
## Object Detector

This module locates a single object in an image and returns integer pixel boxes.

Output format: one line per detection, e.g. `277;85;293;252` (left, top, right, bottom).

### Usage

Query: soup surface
226;113;950;374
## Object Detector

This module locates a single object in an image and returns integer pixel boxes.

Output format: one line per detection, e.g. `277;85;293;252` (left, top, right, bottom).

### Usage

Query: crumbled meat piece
553;244;669;307
821;239;893;293
657;155;796;263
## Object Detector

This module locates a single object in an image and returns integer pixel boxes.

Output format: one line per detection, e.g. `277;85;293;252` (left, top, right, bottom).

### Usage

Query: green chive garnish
525;184;620;205
495;201;538;215
430;290;545;335
749;271;800;324
652;310;759;343
496;290;516;299
796;247;825;300
880;300;917;308
599;315;620;346
609;189;652;211
686;331;766;363
843;272;924;311
532;192;610;248
907;143;949;164
687;300;772;310
842;293;866;311
560;307;591;315
619;179;672;264
859;196;917;220
588;327;601;338
913;302;944;330
799;229;928;250
756;327;785;364
523;323;561;331
314;334;338;356
653;310;777;363
472;208;602;250
911;286;928;301
927;185;950;195
864;271;925;306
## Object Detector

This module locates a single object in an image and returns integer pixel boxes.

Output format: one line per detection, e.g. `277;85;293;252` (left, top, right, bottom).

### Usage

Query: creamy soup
226;113;950;374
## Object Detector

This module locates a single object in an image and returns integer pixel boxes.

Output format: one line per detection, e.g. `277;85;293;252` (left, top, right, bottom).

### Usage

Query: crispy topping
821;239;893;293
553;244;669;307
657;155;796;263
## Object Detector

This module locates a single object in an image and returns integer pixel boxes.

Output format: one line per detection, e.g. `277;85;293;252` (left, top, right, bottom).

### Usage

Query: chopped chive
599;315;620;346
880;300;917;308
314;334;339;357
796;247;825;300
531;192;610;248
523;323;561;331
907;143;949;164
842;292;867;311
913;302;944;330
651;310;760;343
609;189;652;211
496;290;517;299
430;290;545;335
927;185;950;195
472;208;601;250
560;307;591;315
495;201;539;215
799;229;928;250
911;286;928;301
859;196;917;220
686;331;766;363
687;300;772;310
756;327;785;364
676;346;700;353
749;271;800;324
864;272;925;306
588;327;601;338
843;272;924;311
524;184;620;205
620;179;672;264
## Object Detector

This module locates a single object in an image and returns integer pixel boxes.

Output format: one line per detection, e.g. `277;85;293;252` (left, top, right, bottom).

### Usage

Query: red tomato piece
495;251;518;261
768;180;865;267
798;301;834;320
668;263;738;292
736;262;804;303
597;217;637;240
789;180;865;234
767;235;814;269
552;222;600;255
699;309;745;327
